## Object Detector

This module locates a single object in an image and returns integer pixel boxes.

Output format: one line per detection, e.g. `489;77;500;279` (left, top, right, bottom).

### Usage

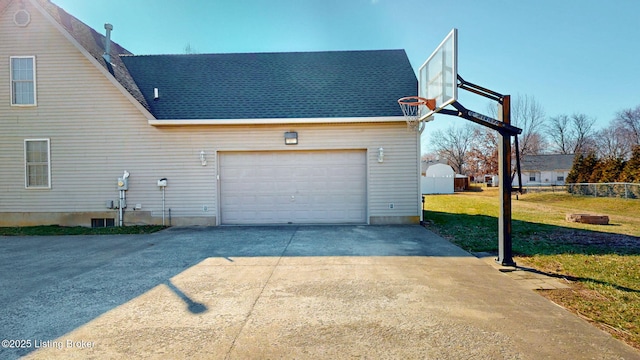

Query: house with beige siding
0;0;421;227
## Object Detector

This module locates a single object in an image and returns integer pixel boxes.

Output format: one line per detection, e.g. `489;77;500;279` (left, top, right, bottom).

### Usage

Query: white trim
366;148;371;225
13;9;31;27
10;55;37;106
215;149;221;226
148;116;407;126
24;138;51;189
27;0;156;120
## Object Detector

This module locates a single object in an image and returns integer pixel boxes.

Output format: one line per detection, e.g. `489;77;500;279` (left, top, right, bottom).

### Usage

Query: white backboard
418;28;458;120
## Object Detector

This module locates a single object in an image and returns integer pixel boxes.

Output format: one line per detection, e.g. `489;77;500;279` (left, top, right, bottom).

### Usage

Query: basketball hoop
397;96;436;132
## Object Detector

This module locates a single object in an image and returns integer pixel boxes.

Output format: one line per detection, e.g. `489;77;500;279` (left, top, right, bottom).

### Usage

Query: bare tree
593;125;628;159
467;126;499;179
511;95;546;156
421;152;439;162
613;105;640;150
571;113;597;154
546;113;596;154
184;43;199;54
430;124;475;174
487;94;546;156
547;114;572;154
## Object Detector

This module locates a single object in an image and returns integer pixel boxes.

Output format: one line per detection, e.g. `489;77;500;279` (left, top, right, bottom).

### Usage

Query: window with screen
25;139;50;188
11;56;36;105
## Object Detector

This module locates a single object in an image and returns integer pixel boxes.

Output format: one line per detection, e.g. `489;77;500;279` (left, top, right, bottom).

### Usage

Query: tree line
565;146;640;197
567;147;640;183
425;96;640;184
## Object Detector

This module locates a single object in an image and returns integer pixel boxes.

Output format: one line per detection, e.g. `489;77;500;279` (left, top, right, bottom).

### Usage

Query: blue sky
52;0;640;151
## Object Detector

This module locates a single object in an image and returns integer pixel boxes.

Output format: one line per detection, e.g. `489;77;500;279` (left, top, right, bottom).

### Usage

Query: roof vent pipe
103;23;113;63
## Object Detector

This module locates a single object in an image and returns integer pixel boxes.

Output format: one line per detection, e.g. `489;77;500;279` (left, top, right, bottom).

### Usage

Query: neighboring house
513;154;575;187
0;0;421;226
422;163;454;194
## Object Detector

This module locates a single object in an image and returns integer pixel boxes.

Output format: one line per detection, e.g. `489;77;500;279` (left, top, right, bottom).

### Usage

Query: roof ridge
119;49;407;58
35;0;131;54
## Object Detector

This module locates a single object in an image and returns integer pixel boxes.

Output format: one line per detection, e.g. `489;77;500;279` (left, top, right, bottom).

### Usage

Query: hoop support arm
449;101;522;136
457;75;504;103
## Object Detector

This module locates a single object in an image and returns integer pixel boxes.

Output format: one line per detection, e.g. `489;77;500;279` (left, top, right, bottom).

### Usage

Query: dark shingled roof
120;50;417;120
2;1;416;120
521;154;575;172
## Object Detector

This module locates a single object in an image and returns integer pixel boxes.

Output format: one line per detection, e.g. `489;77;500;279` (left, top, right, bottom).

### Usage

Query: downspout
103;23;113;63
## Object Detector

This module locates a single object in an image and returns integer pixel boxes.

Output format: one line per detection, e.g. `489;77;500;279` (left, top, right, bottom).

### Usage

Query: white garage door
220;150;366;225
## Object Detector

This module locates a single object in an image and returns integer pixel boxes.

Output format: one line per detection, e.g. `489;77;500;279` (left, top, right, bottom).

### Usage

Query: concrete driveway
0;225;637;359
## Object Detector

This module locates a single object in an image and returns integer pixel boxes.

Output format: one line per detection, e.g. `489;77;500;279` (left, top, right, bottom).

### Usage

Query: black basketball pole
497;95;516;266
439;76;520;267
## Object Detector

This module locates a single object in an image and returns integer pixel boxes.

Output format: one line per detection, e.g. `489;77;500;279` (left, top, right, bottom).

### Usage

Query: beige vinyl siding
0;0;419;225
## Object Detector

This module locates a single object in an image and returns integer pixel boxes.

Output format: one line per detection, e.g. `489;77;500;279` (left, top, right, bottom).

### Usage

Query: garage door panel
220;150;366;224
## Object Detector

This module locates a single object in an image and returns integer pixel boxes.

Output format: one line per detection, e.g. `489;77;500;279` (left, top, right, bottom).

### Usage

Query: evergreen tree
567;152;598;195
590;157;623;183
620;145;640;182
582;152;598;182
566;153;584;183
574;151;598;183
588;161;602;183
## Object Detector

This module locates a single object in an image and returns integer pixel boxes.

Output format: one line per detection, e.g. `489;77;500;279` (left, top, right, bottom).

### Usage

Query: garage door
220;150;366;225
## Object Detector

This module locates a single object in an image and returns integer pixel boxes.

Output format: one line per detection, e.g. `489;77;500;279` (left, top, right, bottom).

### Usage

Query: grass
0;225;166;236
423;188;640;350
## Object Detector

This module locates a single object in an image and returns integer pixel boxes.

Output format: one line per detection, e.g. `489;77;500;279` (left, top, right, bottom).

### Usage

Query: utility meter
117;177;128;190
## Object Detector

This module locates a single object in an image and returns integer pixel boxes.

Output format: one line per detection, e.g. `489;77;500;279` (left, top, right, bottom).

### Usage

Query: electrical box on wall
157;178;167;187
117;177;128;190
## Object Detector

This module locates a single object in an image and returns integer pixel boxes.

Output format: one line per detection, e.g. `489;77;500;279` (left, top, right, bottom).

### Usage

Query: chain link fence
566;182;640;199
520;184;567;194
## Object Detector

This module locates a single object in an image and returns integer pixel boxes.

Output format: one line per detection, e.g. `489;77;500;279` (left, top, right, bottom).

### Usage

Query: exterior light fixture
378;147;384;163
284;131;298;145
199;150;207;166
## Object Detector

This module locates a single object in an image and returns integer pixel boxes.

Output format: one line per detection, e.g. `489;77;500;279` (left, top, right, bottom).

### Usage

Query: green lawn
423;188;640;350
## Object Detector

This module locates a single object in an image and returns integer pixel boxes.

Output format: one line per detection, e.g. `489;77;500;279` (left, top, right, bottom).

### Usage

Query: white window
11;56;37;106
24;139;50;188
529;175;536;182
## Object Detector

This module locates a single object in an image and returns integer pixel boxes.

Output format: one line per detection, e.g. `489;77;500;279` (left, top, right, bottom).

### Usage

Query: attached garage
219;150;367;225
0;2;421;229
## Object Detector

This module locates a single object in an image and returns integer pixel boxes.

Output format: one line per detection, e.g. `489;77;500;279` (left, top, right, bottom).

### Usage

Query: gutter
148;116;407;126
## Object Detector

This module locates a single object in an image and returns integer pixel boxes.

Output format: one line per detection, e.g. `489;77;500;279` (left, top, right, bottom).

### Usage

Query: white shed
422;163;455;194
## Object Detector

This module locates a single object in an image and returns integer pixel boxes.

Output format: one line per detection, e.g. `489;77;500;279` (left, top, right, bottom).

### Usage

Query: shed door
220;150;366;225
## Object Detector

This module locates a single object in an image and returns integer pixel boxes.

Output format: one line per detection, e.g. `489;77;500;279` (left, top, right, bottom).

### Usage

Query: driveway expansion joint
224;226;299;359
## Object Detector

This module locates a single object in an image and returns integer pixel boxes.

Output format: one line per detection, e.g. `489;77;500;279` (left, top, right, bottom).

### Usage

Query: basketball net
397;96;436;133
